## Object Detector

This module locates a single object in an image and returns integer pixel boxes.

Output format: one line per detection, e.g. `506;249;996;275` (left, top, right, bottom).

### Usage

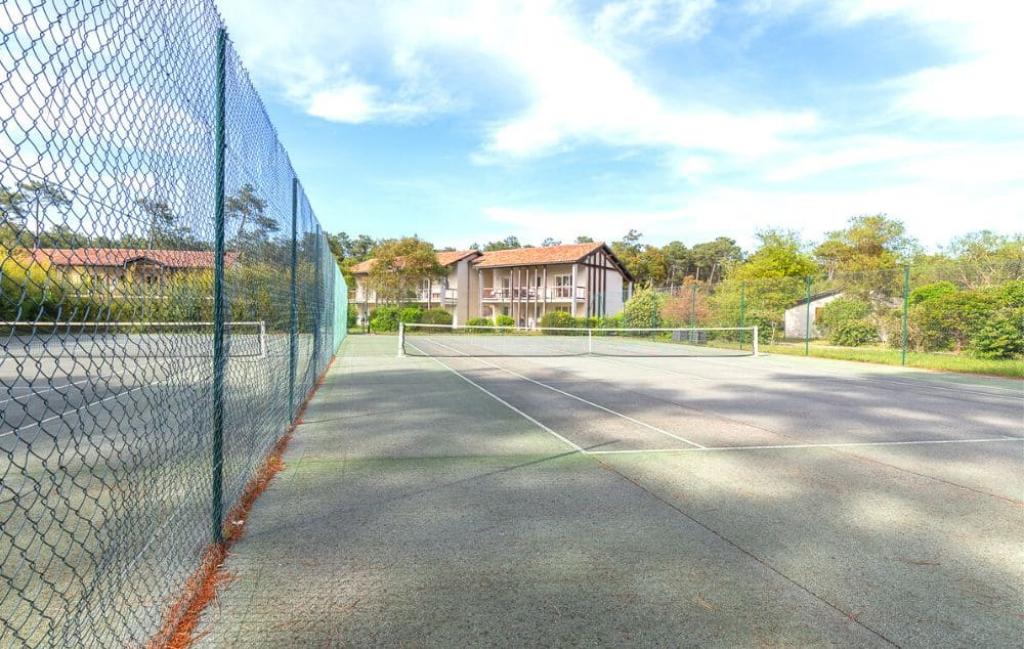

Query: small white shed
784;290;844;339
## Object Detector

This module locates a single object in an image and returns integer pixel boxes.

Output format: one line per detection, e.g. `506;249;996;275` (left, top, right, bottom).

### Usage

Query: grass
763;342;1024;379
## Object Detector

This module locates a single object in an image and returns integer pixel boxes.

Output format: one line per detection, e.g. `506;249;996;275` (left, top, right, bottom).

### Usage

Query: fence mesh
1;1;346;646
657;259;1023;371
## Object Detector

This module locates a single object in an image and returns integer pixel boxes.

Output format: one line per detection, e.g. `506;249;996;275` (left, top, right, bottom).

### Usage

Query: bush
621;288;663;329
494;314;515;327
967;308;1024;359
369;306;401;332
347;304;358;328
830;320;878;347
420;308;452;325
466;317;492;326
818;297;871;334
909;281;957;306
540;311;575;328
398;306;423;323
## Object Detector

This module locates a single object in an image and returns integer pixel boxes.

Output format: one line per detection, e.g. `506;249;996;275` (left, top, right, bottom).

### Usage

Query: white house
351;242;635;327
783;290;843;339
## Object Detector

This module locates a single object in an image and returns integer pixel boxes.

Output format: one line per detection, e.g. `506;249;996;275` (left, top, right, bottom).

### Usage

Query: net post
398;322;405;357
259;320;267;358
752;325;759;357
210;27;228;545
587;328;593;354
900;264;910;366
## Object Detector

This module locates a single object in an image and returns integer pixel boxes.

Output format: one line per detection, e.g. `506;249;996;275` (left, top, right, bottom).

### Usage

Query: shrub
596;314;621;329
398;306;423;323
347;304;358;328
494;314;515;327
575;316;599;329
420;308;452;325
909;281;957;306
369;306;401;332
466;317;492;326
818;297;872;334
967;308;1024;359
540;311;575;328
621;288;663;329
830;320;878;347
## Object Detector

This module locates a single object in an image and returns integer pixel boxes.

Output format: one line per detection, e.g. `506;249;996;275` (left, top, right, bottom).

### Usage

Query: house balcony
482;286;585;302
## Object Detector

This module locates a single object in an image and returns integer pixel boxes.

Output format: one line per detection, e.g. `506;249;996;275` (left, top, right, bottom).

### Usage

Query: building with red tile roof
351;243;634;327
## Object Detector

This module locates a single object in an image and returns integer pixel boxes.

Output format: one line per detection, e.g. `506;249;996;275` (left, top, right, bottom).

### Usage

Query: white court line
422;337;706;450
0;377;94;405
0;372;189;439
586;436;1024;455
407;342;584;453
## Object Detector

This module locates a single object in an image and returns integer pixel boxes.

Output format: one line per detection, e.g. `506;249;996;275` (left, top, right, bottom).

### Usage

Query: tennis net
399;323;758;357
1;320;268;359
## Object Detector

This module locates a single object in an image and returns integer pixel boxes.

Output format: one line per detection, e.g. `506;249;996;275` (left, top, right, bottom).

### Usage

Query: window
554;274;572;298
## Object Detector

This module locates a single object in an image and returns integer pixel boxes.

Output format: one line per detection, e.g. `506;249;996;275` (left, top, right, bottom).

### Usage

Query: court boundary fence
1;3;347;646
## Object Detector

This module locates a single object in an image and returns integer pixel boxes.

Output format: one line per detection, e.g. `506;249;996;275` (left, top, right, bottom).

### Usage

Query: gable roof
33;248;238;269
789;289;843;308
472;242;604;268
350;249;479;274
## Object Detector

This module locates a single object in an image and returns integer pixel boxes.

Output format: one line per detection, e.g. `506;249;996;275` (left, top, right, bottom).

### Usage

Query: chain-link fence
1;1;347;646
657;260;1023;374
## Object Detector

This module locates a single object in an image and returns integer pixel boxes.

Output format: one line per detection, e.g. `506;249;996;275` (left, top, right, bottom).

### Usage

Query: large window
554;274;572;298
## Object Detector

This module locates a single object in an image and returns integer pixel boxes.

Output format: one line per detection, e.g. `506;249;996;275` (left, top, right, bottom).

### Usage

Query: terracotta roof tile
33;248;238;269
472;242;605;268
350;249;479;274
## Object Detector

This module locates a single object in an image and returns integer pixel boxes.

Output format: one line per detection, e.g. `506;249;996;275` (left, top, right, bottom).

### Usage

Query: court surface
195;334;1023;647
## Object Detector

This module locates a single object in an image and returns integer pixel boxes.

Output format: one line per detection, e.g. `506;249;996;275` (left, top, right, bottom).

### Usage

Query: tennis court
195;332;1024;647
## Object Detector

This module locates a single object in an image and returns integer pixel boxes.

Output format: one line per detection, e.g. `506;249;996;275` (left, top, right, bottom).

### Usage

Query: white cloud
594;0;716;42
217;0;817;159
483;177;1024;251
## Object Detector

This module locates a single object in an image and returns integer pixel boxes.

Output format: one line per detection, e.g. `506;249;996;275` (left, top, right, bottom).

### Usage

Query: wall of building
783;292;844;339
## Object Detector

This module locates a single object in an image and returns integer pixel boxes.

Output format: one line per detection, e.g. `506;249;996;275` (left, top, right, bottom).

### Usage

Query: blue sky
214;0;1023;251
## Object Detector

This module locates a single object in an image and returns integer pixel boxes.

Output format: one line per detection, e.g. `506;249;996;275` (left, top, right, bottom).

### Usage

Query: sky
213;0;1024;252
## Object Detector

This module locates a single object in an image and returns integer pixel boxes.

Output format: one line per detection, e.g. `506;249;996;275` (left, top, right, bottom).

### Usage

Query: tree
541;237;561;247
574;235;594;243
690;237;742;283
611;230;645;282
662;241;690;283
484;235;522;251
942;231;1024;287
730;230;817;280
1;180;72;248
135;197;202;249
814;214;919;276
225;184;279;249
621;287;663;328
366;237;444;304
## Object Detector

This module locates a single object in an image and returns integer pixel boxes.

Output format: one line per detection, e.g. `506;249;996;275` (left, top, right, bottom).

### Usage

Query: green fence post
901;264;910;366
739;280;746;347
803;276;812;356
210;27;228;545
312;225;322;376
288;178;298;420
689;284;698;343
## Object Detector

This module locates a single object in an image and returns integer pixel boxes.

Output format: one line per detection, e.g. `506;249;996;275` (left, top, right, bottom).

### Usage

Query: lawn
764;342;1024;379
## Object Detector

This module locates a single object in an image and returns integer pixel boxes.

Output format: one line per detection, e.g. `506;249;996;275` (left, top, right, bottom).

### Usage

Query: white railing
482;286;585;301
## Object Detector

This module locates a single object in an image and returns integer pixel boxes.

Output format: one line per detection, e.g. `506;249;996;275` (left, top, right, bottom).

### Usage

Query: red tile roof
33;248;239;269
472;242;605;268
350;249;479;274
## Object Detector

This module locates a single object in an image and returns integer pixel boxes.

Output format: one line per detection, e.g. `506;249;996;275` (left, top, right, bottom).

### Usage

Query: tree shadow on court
191;353;1024;648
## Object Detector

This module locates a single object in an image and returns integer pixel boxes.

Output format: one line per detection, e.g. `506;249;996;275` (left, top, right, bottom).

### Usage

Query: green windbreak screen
0;1;346;646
